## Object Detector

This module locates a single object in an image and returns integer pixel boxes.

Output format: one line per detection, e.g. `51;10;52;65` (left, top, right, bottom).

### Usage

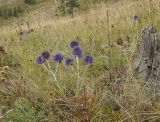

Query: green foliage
25;0;36;5
66;0;80;16
57;0;80;16
0;53;19;67
0;5;24;18
57;0;66;16
3;98;36;122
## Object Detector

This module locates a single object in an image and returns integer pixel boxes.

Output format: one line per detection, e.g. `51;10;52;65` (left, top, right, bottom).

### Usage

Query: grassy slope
0;0;52;27
1;0;160;121
0;0;23;5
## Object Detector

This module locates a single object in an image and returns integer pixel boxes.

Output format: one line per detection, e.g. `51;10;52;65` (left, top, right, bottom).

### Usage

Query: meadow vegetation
0;0;160;121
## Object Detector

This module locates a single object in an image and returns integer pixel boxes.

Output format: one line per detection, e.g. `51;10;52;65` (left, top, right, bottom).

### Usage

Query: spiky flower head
84;56;94;64
35;56;46;64
65;58;74;66
41;51;50;60
70;40;79;48
53;53;64;63
72;47;83;58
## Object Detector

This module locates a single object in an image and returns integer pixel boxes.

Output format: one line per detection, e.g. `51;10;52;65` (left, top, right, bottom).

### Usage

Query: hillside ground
0;0;160;121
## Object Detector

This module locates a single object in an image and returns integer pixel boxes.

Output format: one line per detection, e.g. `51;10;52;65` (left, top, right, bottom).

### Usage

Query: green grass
1;0;160;121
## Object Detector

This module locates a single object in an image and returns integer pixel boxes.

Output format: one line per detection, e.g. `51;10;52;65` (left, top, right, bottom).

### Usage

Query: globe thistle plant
35;40;94;95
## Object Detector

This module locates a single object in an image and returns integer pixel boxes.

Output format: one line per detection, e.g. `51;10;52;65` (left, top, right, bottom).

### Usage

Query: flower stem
76;56;80;95
55;63;59;76
43;64;62;90
46;60;51;69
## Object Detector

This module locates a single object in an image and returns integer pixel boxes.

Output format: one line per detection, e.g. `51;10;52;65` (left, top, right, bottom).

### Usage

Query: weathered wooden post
133;25;160;83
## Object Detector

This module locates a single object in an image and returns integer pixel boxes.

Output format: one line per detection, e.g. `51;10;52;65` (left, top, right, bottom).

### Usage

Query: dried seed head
0;46;5;54
1;71;6;75
117;37;123;46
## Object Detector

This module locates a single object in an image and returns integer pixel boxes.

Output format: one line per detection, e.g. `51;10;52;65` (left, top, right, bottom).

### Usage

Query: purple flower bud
35;56;46;64
84;56;94;64
72;47;82;58
53;53;64;63
70;40;79;48
41;51;50;60
65;58;74;66
134;15;138;20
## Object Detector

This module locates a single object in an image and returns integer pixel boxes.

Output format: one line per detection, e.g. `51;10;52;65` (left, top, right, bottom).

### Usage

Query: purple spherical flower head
41;51;50;60
35;56;46;64
53;53;64;63
65;58;74;66
84;56;94;64
70;40;79;48
72;47;83;57
134;15;138;20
